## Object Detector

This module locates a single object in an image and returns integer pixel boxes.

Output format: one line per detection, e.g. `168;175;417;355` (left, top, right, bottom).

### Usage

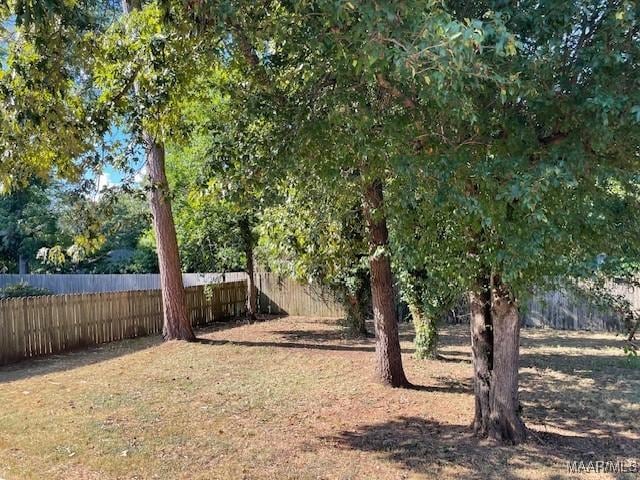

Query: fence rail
0;281;247;365
0;272;247;295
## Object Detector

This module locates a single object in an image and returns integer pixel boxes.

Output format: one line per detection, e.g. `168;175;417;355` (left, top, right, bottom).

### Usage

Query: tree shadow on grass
520;330;628;351
270;329;368;343
436;353;472;364
0;335;163;384
195;337;416;355
407;378;472;394
327;416;639;480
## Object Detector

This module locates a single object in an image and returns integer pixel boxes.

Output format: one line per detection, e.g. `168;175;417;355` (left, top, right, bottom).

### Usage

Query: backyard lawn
0;317;638;480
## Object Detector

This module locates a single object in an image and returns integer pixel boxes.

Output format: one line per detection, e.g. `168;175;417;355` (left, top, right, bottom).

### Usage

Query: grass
0;316;638;479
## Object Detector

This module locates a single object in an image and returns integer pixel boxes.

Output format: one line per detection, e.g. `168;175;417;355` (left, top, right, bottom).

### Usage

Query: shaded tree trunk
363;178;409;387
344;293;368;336
146;136;195;341
469;276;492;437
18;255;29;274
240;218;257;321
488;278;526;444
469;274;526;443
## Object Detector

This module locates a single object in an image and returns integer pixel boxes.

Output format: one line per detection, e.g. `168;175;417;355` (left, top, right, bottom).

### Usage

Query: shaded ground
0;317;638;479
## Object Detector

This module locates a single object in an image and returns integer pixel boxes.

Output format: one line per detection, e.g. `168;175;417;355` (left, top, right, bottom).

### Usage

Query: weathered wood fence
256;272;638;332
0;281;247;365
0;272;247;295
523;285;639;332
257;272;344;317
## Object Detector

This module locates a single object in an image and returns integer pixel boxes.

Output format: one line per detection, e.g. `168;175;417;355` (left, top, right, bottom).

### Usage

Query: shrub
0;282;52;299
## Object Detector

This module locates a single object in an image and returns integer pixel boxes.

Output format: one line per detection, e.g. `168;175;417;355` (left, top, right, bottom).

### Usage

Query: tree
393;0;640;443
0;181;59;273
0;3;105;190
388;169;470;359
113;0;192;340
207;1;517;387
164;67;270;320
258;180;371;336
1;0;202;338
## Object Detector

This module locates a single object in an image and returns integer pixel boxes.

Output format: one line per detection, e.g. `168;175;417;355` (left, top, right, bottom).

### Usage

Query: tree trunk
469;278;492;437
146;136;195;341
18;254;29;274
344;293;368;336
409;303;438;359
488;278;526;444
121;0;193;342
240;218;257;321
469;275;526;444
363;178;409;387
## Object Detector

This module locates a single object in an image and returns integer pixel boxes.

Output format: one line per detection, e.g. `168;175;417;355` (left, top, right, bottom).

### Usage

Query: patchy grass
0;317;638;479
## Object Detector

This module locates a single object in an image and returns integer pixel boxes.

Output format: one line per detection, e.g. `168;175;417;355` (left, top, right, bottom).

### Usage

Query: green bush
0;281;52;299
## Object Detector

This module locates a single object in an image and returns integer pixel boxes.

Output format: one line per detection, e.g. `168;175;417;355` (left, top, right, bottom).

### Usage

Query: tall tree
117;0;194;340
391;0;640;443
476;0;639;443
207;1;517;387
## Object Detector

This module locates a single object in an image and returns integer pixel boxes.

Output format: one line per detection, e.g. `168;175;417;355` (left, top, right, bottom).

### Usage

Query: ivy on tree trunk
409;303;438;359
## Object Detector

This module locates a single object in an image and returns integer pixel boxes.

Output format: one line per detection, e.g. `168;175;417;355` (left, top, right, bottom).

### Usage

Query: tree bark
469;278;492;437
344;293;368;336
18;254;29;274
146;136;195;341
469;275;526;444
487;277;526;444
363;178;409;387
240;218;257;321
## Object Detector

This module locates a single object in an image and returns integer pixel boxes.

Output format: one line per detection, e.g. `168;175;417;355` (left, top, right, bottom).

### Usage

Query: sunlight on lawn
0;318;638;480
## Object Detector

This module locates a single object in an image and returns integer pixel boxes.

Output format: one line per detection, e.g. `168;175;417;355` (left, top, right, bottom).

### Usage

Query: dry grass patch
0;317;638;479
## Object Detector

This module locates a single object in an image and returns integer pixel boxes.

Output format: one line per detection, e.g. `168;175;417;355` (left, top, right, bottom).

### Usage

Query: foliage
168;160;246;273
0;181;59;272
0;0;122;191
35;185;158;273
257;179;371;334
0;281;51;298
2;0;640;367
413;316;439;360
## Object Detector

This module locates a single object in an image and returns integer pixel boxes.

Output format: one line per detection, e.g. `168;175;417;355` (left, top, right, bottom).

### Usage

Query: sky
95;127;145;190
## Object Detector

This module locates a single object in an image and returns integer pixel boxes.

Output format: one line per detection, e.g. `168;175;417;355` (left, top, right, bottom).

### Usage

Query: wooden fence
261;271;640;332
257;272;344;317
0;272;247;295
523;286;638;332
0;281;247;365
1;271;635;367
256;272;635;332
